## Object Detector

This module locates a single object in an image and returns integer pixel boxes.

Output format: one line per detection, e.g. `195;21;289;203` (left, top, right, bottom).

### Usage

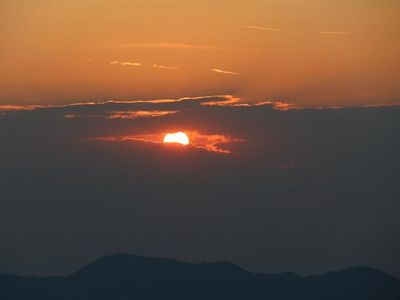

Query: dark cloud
0;96;399;277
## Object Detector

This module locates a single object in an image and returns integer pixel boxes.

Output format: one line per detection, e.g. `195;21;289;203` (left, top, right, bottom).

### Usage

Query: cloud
319;31;352;35
108;110;179;119
0;95;235;115
120;62;141;67
0;105;44;111
210;68;239;76
153;64;179;70
245;25;286;32
200;96;244;106
188;131;245;154
111;42;225;51
110;61;142;67
4;94;378;121
4;95;397;115
91;131;244;154
244;25;352;35
64;110;179;120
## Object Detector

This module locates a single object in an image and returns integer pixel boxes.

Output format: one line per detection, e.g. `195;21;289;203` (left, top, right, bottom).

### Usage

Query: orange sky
1;0;399;106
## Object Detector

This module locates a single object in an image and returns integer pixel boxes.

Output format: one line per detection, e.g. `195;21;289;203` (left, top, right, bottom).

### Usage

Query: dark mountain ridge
1;253;399;300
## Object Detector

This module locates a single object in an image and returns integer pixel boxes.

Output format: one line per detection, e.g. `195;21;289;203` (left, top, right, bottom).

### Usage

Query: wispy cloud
0;105;44;111
110;61;142;67
245;26;351;35
92;131;244;154
64;110;179;120
320;31;352;35
210;68;239;76
8;95;232;113
6;95;371;118
112;42;224;51
201;96;242;106
108;110;178;119
120;62;142;66
153;64;179;70
244;25;285;32
200;97;294;109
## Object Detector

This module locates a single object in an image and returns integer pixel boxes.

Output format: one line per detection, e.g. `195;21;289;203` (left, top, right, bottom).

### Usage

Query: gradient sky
1;0;399;106
1;0;400;279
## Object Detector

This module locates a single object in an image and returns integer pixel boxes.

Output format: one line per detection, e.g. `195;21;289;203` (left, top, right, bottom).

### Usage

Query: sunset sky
1;0;399;106
1;0;400;281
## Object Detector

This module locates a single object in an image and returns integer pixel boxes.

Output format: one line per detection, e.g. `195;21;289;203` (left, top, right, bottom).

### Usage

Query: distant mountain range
1;253;399;300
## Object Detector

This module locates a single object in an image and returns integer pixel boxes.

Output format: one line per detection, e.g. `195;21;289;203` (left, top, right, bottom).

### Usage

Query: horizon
3;252;398;279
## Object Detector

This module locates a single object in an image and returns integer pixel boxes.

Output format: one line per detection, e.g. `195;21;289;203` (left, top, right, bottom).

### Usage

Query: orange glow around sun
163;132;190;145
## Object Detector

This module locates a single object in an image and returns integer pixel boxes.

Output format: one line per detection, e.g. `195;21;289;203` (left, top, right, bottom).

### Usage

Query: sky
1;0;400;106
0;0;399;278
0;96;399;277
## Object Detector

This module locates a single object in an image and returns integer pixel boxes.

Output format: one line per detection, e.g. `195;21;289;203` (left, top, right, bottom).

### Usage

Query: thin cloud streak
107;110;178;119
0;105;43;111
4;95;394;116
245;25;286;32
110;61;142;67
153;64;179;70
64;110;179;120
91;130;244;154
111;42;225;51
210;68;239;76
245;25;351;35
200;97;294;109
0;95;232;112
320;31;352;35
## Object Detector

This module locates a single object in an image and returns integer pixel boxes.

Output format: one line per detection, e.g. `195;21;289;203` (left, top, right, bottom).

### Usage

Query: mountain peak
1;254;400;300
71;253;249;281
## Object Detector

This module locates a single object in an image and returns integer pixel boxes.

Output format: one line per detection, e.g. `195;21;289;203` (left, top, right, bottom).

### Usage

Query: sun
163;132;190;145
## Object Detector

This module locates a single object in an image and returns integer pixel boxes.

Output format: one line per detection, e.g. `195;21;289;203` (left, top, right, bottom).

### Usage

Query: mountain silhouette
1;253;399;300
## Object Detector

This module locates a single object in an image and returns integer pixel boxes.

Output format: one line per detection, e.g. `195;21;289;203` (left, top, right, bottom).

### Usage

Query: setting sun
163;132;189;145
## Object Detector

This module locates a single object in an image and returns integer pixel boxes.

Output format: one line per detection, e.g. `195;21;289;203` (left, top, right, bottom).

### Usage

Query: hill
1;254;399;300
